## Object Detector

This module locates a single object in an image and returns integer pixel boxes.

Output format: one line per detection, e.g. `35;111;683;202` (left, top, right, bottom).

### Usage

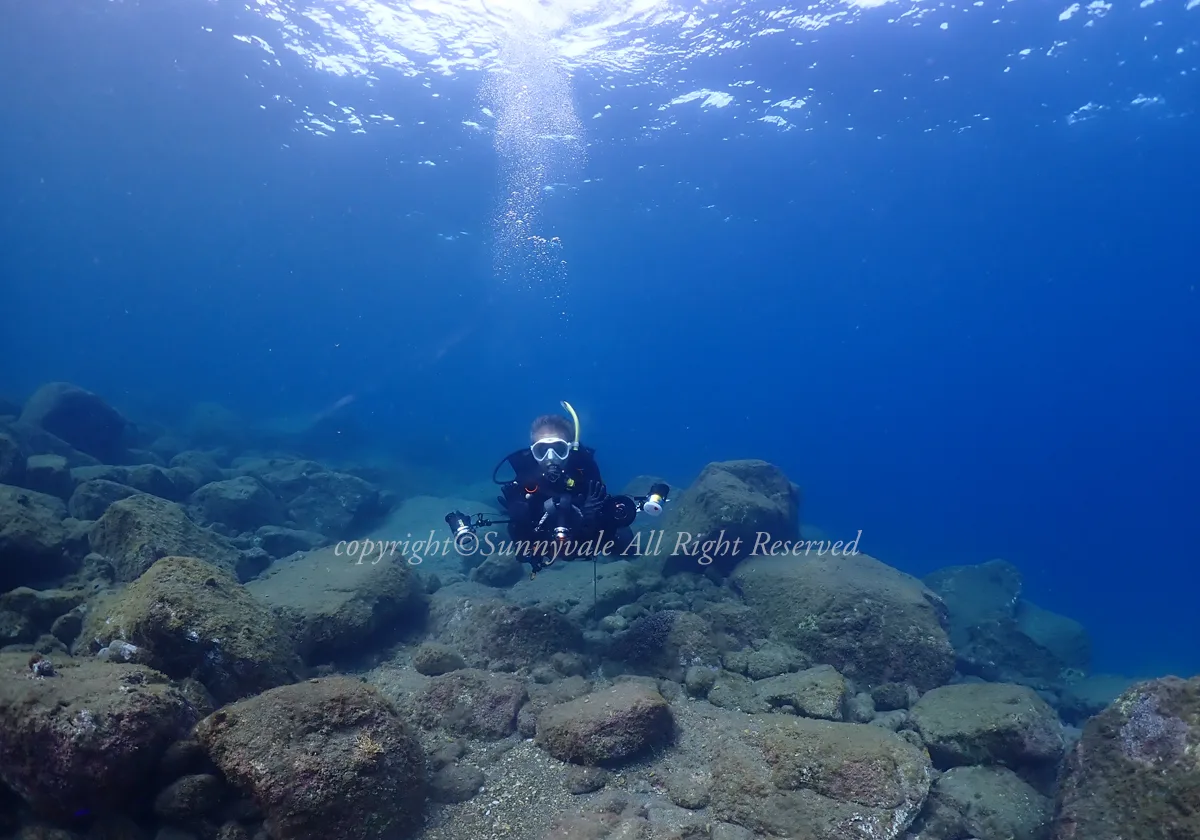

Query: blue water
2;0;1198;677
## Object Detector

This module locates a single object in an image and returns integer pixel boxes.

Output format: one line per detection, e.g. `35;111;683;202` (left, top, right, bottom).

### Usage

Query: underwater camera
641;483;670;516
444;511;479;554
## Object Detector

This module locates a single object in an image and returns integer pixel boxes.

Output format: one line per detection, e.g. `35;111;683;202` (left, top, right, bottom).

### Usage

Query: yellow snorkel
560;400;581;450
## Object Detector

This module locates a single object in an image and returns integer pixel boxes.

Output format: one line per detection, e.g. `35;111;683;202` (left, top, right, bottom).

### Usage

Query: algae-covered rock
79;555;301;703
754;664;849;721
246;545;425;665
412;642;466;676
732;552;955;692
169;451;224;484
0;587;86;647
709;713;933;839
1;419;100;468
427;594;584;669
913;765;1051;840
610;609;721;682
194;676;426;840
923;559;1022;632
1053;676;1200;840
88;494;245;582
536;682;673;766
708;670;768;713
68;478;140;521
23;454;73;501
0;652;196;821
655;459;801;576
910;682;1066;770
0;484;72;590
925;560;1091;682
0;431;27;485
235;458;386;538
189;476;285;533
254;525;325;558
71;463;190;502
19;382;128;462
414;668;528;739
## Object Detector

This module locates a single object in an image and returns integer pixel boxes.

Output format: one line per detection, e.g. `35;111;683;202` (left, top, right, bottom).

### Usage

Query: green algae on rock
88;494;245;582
709;713;933;840
0;652;196;822
79;555;302;703
1053;676;1200;840
732;551;956;692
194;676;427;840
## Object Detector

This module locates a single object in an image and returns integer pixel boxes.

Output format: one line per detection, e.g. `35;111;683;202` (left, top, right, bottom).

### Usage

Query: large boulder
68;478;139;521
23;454;73;501
247;545;425;664
709;713;933;839
194;676;427;840
609;609;721;682
0;652;196;821
0;484;72;590
0;587;87;647
910;682;1066;770
19;382;128;462
414;668;529;739
70;464;192;502
189;476;286;533
88;494;248;582
912;765;1052;840
426;594;584;670
1053;676;1200;840
0;431;27;485
536;681;673;766
234;458;387;538
925;560;1091;682
79;555;302;703
732;552;955;692
654;460;801;576
0;419;100;468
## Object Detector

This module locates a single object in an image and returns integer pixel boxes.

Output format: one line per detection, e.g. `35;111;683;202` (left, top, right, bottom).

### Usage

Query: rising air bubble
481;4;585;313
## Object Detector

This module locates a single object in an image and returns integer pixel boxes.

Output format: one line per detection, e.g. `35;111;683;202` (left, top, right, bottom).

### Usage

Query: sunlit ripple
235;0;1196;138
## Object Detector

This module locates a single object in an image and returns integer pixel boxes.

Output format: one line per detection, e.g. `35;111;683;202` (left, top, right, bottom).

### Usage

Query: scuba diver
445;401;669;576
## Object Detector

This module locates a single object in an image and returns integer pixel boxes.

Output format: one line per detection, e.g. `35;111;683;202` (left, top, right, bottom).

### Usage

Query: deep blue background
2;0;1198;677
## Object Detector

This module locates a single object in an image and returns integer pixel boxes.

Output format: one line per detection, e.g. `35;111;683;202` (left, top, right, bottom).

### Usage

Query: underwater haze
2;0;1199;679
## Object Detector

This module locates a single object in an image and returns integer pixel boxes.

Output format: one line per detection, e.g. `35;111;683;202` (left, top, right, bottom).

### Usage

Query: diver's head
530;413;573;466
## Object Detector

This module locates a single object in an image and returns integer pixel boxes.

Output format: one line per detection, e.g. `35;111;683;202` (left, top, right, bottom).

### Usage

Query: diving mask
532;437;571;464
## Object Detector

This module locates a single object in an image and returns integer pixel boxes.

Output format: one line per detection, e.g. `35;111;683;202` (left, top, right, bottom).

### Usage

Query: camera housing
642;483;670;516
444;511;478;554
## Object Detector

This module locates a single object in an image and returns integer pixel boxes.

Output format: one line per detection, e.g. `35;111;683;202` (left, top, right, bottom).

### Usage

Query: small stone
153;773;226;822
684;666;717;698
429;765;484;803
666;769;712;809
413;643;467;676
429;741;467;770
564;766;610;794
848;691;876;723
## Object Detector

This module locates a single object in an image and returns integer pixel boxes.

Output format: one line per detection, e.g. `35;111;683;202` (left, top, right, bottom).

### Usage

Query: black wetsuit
496;445;636;569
